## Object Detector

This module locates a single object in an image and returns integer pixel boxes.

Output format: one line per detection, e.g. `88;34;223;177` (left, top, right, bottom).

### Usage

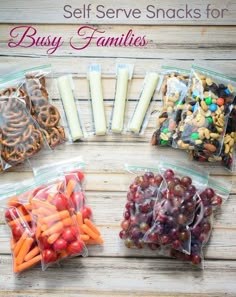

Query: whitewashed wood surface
0;0;236;296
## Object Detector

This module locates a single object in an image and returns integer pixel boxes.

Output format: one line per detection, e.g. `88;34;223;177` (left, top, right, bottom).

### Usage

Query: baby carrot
32;207;55;217
24;246;40;262
32;200;56;211
81;224;99;240
32;209;43;217
66;179;76;197
14;232;28;257
40;224;48;232
80;234;90;241
42;221;63;237
17;255;41;273
7;196;20;207
62;217;73;227
8;214;32;227
76;211;83;227
24;204;32;211
42;210;70;225
36;226;42;239
16;237;34;265
47;232;60;244
84;218;101;236
10;238;16;250
18;205;27;216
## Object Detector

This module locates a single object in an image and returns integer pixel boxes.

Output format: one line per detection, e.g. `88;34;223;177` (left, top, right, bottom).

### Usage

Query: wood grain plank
0;293;230;297
0;171;235;194
1;57;236;78
1;142;235;176
0;256;236;296
0;0;235;25
2;47;235;60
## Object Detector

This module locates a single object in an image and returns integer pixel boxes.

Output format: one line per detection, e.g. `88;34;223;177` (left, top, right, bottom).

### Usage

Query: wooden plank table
0;1;236;296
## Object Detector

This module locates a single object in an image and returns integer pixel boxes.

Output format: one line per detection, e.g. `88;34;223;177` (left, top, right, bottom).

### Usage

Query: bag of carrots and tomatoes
1;157;104;274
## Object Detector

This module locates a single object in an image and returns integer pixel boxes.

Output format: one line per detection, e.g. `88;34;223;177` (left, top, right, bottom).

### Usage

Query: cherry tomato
62;227;78;243
39;236;52;249
53;238;68;252
52;193;69;211
74;171;84;182
5;207;19;222
81;206;92;219
19;206;29;216
71;192;85;210
67;240;84;255
32;186;48;200
42;249;58;264
12;225;23;241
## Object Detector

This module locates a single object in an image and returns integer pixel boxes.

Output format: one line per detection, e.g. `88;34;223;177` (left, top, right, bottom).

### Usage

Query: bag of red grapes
143;160;209;255
119;164;164;249
170;177;231;268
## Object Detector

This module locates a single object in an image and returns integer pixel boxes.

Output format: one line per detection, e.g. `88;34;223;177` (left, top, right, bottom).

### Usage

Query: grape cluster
170;187;223;266
119;172;163;249
145;169;197;253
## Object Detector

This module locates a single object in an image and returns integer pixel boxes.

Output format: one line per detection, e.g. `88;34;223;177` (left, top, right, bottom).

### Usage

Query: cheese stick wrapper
129;72;159;134
88;64;106;135
111;64;132;133
57;75;84;141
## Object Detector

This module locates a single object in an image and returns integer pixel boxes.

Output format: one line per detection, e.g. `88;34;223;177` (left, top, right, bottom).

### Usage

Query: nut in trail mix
151;67;189;146
172;66;236;155
190;106;236;171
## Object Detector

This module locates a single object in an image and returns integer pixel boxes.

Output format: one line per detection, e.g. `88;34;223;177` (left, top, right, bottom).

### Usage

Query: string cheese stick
112;66;129;133
129;73;159;133
57;75;83;141
88;65;106;135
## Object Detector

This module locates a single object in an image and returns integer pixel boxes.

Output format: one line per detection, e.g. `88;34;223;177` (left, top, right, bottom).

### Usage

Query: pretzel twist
0;94;43;165
37;104;60;128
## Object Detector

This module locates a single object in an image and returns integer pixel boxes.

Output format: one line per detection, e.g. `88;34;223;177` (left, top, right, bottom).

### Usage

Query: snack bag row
0;62;161;172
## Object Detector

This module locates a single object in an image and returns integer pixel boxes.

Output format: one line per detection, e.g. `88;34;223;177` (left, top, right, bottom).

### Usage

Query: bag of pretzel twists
24;65;66;148
0;72;51;171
